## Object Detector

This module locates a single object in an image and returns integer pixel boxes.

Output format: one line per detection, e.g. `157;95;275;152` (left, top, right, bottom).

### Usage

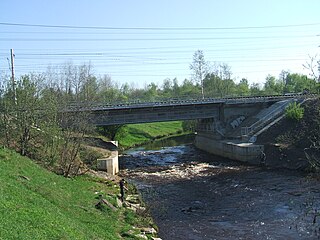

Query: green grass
0;148;154;240
115;121;185;148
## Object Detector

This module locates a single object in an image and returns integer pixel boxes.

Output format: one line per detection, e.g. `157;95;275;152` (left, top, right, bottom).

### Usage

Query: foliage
0;58;318;175
285;102;304;121
0;148;155;239
0;66;96;177
263;72;316;95
97;125;123;140
203;63;235;97
79;146;104;169
264;75;284;95
182;120;196;132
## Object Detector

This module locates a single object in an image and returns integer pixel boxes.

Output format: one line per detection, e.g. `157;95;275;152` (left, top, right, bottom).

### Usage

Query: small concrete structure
97;141;119;175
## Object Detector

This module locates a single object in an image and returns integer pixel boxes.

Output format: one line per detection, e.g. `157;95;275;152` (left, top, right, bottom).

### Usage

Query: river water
119;138;320;240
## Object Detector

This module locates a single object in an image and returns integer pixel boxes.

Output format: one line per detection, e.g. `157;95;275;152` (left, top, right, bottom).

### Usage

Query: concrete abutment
195;134;264;163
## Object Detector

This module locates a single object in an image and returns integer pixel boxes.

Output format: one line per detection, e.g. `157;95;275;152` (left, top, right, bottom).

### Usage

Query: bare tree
190;50;209;99
303;55;320;82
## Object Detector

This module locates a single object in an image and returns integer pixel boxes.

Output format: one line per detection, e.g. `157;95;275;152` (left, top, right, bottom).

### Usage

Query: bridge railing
241;99;294;136
64;94;308;112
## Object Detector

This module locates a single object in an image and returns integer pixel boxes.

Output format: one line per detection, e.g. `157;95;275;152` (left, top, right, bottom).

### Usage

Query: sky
0;0;319;88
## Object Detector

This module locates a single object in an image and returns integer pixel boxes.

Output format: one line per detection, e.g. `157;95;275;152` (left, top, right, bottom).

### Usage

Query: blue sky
0;0;319;88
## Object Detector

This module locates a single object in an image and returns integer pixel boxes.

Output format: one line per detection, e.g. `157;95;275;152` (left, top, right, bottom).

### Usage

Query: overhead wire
1;21;318;82
1;21;320;30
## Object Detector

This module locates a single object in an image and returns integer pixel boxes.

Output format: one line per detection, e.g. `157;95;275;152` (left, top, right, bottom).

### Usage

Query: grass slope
0;148;148;240
116;121;185;148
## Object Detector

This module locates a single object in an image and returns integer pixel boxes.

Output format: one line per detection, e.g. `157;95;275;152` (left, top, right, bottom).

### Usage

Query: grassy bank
115;121;187;148
0;148;155;239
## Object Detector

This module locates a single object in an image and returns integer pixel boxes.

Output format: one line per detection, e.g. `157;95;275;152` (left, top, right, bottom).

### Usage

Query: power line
0;38;317;51
0;35;316;42
1;22;320;30
7;44;314;57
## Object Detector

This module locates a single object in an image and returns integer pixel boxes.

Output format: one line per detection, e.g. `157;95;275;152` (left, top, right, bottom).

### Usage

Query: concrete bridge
66;94;304;126
65;94;310;169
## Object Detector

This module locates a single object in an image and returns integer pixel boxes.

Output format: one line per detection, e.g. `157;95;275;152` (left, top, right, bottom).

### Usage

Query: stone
126;194;140;204
135;233;148;239
116;198;123;208
140;227;157;234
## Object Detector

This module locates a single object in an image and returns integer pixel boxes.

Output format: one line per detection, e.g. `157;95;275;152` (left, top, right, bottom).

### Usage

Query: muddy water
120;144;320;240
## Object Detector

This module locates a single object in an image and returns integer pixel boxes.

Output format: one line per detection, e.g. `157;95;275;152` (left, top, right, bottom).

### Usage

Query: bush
285;102;304;121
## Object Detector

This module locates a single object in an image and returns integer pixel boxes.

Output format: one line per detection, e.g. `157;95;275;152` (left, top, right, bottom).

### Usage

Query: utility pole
10;48;17;105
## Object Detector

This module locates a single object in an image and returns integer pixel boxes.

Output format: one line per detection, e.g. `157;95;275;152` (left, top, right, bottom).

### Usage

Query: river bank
120;144;320;240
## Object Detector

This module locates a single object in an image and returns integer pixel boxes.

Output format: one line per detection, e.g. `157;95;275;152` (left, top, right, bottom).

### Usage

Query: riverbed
120;143;320;239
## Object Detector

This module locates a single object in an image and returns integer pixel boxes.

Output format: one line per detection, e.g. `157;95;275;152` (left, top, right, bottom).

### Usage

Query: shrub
285;102;304;121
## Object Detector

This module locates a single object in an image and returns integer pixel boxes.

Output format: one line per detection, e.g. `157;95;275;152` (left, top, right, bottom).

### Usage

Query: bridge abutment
97;141;119;175
195;133;264;163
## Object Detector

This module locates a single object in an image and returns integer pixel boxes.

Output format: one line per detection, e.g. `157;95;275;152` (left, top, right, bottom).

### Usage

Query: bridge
65;94;306;126
65;94;312;167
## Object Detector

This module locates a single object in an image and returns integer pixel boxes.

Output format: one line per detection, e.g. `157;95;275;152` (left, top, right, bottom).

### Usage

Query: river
119;137;320;240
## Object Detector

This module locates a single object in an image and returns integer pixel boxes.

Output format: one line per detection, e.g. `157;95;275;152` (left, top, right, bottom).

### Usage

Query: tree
162;78;173;98
264;75;283;95
236;78;250;96
283;73;316;93
145;82;159;101
180;79;199;98
303;55;320;83
250;83;262;96
204;63;235;97
172;78;180;97
190;50;209;99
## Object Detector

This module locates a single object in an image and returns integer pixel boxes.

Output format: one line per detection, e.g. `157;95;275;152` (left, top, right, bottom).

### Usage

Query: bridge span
65;94;313;172
65;94;305;126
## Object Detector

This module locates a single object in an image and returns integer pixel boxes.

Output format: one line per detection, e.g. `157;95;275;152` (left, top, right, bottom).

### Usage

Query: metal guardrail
64;94;311;112
240;99;294;136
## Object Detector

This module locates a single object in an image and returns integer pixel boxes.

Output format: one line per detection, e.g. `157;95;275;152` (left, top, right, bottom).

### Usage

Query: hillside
257;97;320;170
115;121;186;148
0;148;155;239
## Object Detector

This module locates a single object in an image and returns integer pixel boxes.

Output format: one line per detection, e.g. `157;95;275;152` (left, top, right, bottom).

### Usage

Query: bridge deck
62;94;310;126
65;94;305;112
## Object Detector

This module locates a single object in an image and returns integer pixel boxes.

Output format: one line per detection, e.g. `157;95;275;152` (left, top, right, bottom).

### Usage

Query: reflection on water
130;133;195;151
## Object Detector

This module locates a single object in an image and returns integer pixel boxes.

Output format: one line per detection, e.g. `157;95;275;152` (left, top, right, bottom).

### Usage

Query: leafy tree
283;73;316;93
204;63;235;98
162;78;173;98
250;83;263;96
180;79;199;98
264;75;283;95
182;120;196;132
236;78;250;96
172;78;180;97
145;82;159;101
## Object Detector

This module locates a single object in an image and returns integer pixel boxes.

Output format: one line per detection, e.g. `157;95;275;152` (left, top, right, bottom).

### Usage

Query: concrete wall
97;152;119;175
195;134;264;163
97;141;119;175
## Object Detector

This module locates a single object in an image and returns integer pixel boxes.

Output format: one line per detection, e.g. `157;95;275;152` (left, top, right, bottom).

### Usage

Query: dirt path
120;145;320;240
